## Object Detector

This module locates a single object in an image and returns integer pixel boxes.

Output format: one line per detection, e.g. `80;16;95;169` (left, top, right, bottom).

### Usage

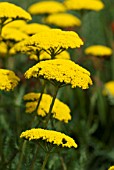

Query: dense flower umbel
108;166;114;170
21;29;83;56
28;1;66;15
0;2;31;22
85;45;112;56
0;69;20;91
23;93;71;123
20;128;77;148
25;59;92;89
2;27;29;42
29;51;70;61
103;81;114;97
4;20;26;29
44;13;81;27
64;0;104;11
20;23;50;35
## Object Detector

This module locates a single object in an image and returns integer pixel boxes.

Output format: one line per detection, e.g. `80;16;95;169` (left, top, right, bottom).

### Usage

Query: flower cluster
22;29;83;56
28;1;66;15
23;93;71;123
103;81;114;97
64;0;104;11
85;45;112;56
20;128;77;148
0;69;20;91
25;59;92;89
44;13;81;27
0;2;31;22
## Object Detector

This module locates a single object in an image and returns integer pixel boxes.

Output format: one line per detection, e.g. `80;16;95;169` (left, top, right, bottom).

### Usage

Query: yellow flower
25;59;92;89
29;51;70;61
2;27;29;42
20;128;77;148
103;81;114;97
0;41;7;56
44;13;81;27
20;23;50;35
23;93;71;123
0;69;20;91
22;29;83;56
85;45;112;56
0;2;31;23
4;20;27;29
108;166;114;170
64;0;104;11
28;1;66;15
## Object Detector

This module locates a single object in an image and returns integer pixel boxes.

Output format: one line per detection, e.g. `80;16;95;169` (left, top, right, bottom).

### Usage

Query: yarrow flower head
28;1;66;15
23;92;71;123
25;59;92;89
2;27;29;42
0;2;32;24
20;128;77;148
103;81;114;97
44;13;81;27
22;29;83;56
4;20;27;29
85;45;112;56
64;0;104;11
0;69;20;91
108;166;114;170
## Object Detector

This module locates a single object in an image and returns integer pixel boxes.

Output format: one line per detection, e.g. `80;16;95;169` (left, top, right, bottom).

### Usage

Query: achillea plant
103;81;114;97
108;166;114;170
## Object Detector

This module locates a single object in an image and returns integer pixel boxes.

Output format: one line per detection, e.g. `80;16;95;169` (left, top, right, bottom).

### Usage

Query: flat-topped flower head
20;23;50;35
108;166;114;170
85;45;112;56
2;27;29;42
28;1;66;15
25;59;92;89
0;69;20;91
4;20;26;29
64;0;104;11
20;128;77;148
44;13;81;27
23;92;71;123
0;2;32;24
29;51;70;61
23;29;83;56
103;81;114;97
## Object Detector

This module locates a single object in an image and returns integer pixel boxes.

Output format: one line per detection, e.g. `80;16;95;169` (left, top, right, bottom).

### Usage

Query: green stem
17;140;27;170
44;85;59;128
41;149;52;170
29;145;39;170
